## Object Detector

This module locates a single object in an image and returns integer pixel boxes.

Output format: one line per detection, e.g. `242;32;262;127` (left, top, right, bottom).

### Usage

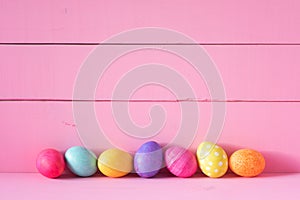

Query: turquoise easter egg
65;146;97;177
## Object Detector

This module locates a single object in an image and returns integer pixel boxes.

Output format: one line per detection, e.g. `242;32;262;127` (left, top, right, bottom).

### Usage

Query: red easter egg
36;148;65;178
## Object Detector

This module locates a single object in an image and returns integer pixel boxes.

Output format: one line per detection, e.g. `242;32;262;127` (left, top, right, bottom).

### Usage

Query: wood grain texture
0;0;299;43
0;0;299;175
0;101;299;172
0;45;299;100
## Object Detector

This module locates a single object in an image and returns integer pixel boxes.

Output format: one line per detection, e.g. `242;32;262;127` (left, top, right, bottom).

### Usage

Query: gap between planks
1;99;300;103
1;43;300;46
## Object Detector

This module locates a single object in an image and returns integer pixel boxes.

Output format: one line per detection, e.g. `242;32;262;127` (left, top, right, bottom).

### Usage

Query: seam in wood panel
1;99;300;103
1;43;300;46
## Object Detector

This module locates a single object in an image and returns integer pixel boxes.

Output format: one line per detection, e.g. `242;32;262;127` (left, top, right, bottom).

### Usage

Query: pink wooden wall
0;0;300;173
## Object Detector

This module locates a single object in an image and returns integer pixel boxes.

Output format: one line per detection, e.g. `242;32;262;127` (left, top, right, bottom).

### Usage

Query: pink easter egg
165;146;198;177
36;148;65;178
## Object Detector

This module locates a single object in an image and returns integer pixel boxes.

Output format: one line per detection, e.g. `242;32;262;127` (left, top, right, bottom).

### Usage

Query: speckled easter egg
165;146;198;178
134;141;163;178
98;148;133;178
64;146;97;177
197;142;228;178
229;149;265;177
36;148;65;178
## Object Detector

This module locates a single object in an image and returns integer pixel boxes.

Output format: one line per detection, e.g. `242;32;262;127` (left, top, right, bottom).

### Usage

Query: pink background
1;0;300;175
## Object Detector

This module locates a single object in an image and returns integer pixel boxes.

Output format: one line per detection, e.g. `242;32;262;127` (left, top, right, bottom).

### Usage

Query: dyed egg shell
98;148;133;178
165;146;198;178
134;141;163;178
197;142;228;178
229;149;265;177
64;146;97;177
36;148;65;178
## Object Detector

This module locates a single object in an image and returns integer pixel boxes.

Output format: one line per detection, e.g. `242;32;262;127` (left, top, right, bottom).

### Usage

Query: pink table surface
1;172;299;200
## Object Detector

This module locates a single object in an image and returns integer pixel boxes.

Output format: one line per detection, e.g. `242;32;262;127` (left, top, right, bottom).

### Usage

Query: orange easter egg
229;149;265;177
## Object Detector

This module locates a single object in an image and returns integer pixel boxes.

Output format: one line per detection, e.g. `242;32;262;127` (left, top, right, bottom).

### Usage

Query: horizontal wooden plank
0;45;300;100
0;101;299;172
0;0;299;43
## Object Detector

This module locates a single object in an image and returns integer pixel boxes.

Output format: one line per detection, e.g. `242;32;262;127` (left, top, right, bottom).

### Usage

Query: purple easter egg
134;141;163;178
165;146;198;178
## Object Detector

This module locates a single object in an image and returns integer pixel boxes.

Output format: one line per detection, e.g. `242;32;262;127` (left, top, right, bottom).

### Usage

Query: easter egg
36;148;65;178
229;149;265;177
165;146;198;178
64;146;97;177
134;141;163;178
197;142;228;178
98;148;133;178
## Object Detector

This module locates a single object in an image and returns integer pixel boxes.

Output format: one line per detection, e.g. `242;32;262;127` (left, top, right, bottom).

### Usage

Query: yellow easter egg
98;148;133;178
197;142;228;178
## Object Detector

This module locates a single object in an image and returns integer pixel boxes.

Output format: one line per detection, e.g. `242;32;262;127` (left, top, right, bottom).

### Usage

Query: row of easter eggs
36;141;265;178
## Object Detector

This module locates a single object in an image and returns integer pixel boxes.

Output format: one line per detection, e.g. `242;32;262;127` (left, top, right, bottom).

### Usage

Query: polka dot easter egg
197;142;228;178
